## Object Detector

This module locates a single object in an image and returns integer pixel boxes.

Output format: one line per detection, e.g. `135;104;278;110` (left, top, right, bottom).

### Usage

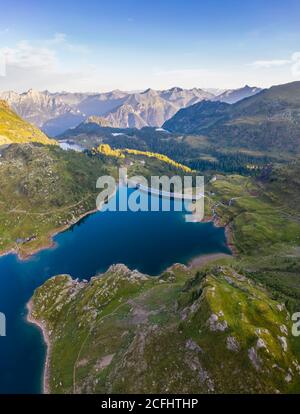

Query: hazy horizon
0;84;260;94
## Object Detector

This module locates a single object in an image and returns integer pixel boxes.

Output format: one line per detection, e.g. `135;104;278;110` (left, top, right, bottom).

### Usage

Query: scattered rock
226;336;240;352
285;373;292;383
292;360;300;373
255;327;270;336
278;336;288;352
95;354;115;371
276;303;285;312
224;276;234;285
279;325;288;336
199;367;215;392
256;338;267;350
231;270;246;282
248;347;261;371
186;339;203;353
207;313;228;332
180;307;189;321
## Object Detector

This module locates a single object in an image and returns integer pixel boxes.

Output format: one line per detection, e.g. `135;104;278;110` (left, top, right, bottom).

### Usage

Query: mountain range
212;85;262;104
0;85;261;136
0;99;56;146
163;81;300;153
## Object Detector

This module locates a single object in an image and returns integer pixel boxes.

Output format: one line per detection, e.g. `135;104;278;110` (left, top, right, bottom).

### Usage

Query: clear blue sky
0;0;300;91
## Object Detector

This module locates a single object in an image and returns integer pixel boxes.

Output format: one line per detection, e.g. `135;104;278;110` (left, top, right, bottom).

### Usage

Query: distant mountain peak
214;85;262;104
0;85;261;134
164;80;300;153
0;99;56;146
141;88;158;96
24;88;40;96
168;86;184;92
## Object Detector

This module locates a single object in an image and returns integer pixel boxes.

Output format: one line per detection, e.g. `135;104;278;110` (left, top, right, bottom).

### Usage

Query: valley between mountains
1;80;300;393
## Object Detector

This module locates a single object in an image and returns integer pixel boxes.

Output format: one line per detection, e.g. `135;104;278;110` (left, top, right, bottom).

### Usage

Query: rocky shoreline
0;207;98;261
26;300;51;394
22;194;237;395
0;184;120;261
188;252;232;268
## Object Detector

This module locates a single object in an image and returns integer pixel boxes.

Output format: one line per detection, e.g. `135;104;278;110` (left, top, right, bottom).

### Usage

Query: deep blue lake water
0;190;230;393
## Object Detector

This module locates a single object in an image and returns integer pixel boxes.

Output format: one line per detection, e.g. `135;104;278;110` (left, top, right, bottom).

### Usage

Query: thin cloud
0;34;90;72
291;52;300;76
251;59;290;68
45;33;90;54
0;34;93;91
0;41;57;69
250;52;300;78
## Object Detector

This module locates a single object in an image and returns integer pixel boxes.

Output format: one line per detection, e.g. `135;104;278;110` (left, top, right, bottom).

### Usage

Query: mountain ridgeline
0;141;195;258
28;160;300;394
212;85;262;104
0;100;56;146
0;85;261;136
164;81;300;154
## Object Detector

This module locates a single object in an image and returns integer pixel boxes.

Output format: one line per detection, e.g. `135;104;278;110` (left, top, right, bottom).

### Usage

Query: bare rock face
207;313;228;332
213;85;262;104
226;336;240;352
278;336;288;352
0;84;264;136
248;347;261;371
0;89;77;131
256;338;267;350
280;325;288;335
186;339;203;353
105;264;149;282
0;87;215;134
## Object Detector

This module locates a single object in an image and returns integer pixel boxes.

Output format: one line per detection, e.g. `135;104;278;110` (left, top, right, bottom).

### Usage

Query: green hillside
60;122;282;177
0;144;118;257
0;143;194;257
204;163;300;313
163;81;300;154
0;100;56;146
29;160;300;393
29;262;300;394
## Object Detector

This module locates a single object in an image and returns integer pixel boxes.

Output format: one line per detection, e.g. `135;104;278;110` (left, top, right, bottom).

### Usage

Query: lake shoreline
0;188;236;394
27;248;233;395
0;201;236;262
26;300;50;394
0;207;99;261
188;252;232;268
0;184;121;261
0;187;120;261
203;213;237;256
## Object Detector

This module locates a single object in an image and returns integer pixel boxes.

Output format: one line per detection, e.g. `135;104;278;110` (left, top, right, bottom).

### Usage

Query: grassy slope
207;174;300;256
59;122;289;177
0;143;194;257
205;163;300;314
163;81;300;154
0;144;117;256
0;100;56;146
30;263;300;394
29;161;300;394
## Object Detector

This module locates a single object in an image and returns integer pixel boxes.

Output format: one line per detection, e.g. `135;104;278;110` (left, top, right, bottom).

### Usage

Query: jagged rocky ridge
0;85;260;135
163;81;300;153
